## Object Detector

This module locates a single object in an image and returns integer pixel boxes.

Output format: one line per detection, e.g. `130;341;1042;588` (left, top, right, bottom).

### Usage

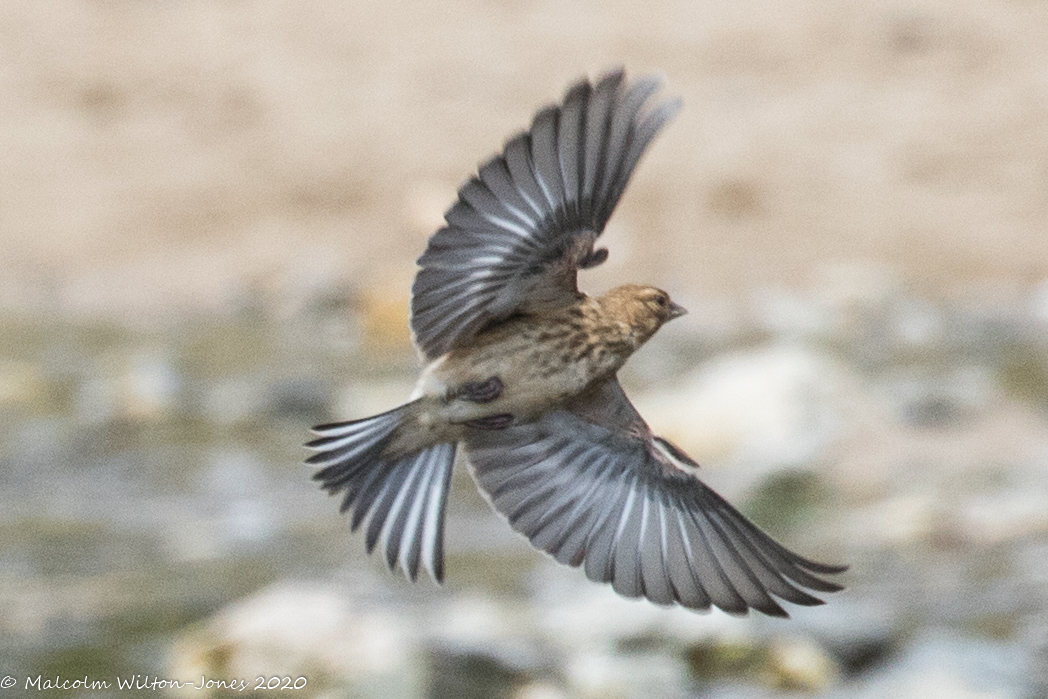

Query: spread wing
410;69;682;360
463;379;847;617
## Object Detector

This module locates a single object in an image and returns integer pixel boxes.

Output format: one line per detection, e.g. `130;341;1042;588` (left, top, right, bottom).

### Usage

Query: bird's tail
306;400;457;583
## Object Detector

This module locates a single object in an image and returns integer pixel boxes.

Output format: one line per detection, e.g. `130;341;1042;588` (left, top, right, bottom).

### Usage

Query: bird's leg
463;414;514;430
448;376;503;404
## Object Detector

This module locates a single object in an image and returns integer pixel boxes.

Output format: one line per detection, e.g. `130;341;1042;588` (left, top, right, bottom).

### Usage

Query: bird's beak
668;301;688;321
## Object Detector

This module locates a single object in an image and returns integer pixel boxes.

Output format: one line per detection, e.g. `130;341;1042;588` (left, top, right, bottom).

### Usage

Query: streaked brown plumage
379;284;684;458
307;69;846;616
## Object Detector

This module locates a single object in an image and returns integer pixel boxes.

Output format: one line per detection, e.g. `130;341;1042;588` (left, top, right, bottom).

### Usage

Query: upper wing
463;379;846;617
410;69;682;360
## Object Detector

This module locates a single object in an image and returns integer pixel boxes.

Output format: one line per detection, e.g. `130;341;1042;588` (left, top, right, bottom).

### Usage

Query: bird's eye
655;295;668;307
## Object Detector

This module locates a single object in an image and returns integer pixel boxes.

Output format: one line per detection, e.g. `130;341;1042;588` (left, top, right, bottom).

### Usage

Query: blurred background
3;0;1048;696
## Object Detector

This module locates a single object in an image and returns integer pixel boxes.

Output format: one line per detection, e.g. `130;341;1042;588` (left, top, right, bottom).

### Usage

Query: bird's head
601;284;687;344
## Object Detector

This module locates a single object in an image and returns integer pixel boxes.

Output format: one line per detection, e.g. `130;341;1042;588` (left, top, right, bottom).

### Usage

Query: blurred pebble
118;352;181;421
960;488;1048;544
791;597;901;676
203;448;270;498
268;267;355;324
763;635;839;691
1017;610;1048;695
1027;277;1048;328
684;634;840;692
565;648;691;699
810;262;930;353
158;450;280;560
531;570;851;699
532;565;753;650
221;499;277;547
891;296;944;349
168;583;425;698
426;595;547;674
752;286;830;340
845;631;1027;698
514;681;569;699
0;360;46;407
634;344;850;477
428;647;530;699
75;374;118;425
882;365;994;429
685;638;765;682
847;493;940;547
812;262;903;320
74;351;181;423
753;263;964;371
202;376;269;425
265;377;330;420
162;517;223;563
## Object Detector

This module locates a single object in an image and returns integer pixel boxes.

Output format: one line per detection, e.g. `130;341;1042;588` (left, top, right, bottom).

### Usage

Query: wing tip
655;95;684;124
807;561;850;575
596;66;627;90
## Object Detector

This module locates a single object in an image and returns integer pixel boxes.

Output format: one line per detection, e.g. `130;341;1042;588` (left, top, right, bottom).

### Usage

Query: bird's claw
451;376;504;404
463;413;514;430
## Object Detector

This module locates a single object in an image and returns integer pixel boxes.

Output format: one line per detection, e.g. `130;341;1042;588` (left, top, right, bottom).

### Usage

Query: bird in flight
307;69;845;617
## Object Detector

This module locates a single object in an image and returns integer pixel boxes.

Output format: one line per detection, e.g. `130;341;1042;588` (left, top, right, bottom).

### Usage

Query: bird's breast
426;312;634;423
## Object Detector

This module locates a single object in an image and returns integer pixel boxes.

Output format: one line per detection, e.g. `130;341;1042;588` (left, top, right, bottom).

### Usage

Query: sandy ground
3;0;1048;320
